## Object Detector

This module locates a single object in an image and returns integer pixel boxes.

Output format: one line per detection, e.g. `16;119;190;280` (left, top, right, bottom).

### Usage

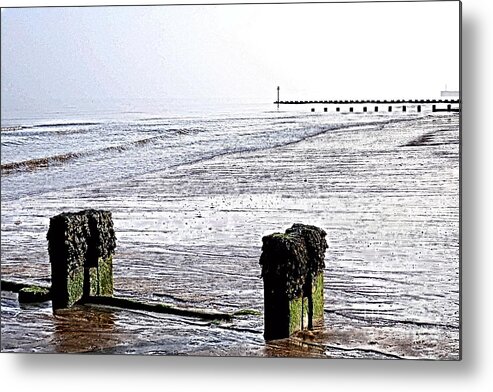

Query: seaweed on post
259;224;327;340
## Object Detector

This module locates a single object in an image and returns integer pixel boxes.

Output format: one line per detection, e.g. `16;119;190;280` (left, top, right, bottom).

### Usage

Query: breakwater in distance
275;99;460;113
276;98;460;104
1;102;459;358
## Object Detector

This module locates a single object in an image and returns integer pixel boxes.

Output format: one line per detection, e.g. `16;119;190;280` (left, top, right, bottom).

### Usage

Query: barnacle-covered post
47;210;116;310
259;224;327;340
47;212;89;309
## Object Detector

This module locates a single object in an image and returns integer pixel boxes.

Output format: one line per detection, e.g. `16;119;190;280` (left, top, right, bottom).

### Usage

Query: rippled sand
1;113;459;358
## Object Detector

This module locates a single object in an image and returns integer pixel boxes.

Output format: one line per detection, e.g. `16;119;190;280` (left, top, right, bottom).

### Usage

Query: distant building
441;90;460;98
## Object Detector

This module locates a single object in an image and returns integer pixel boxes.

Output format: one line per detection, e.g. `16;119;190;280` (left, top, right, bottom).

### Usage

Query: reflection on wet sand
52;306;124;353
264;320;458;360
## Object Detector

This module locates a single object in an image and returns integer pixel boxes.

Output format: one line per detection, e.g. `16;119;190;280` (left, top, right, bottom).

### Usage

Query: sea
1;99;460;359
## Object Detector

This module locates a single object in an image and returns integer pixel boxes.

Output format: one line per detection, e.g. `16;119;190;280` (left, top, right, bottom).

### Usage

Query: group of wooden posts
19;209;328;341
310;104;458;113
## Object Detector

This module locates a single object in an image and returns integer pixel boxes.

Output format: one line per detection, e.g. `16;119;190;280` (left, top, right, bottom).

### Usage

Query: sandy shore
1;113;459;358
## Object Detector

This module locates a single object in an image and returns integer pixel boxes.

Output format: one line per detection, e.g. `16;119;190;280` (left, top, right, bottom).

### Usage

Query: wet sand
1;113;459;358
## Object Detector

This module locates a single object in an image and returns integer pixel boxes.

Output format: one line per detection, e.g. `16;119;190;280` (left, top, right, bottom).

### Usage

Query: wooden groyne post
47;209;116;310
259;223;327;340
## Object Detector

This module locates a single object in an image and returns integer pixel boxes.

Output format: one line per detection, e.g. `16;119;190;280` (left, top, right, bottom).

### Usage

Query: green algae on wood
18;286;51;303
1;280;52;303
86;257;113;298
309;272;324;328
289;296;309;337
1;280;50;293
233;309;262;316
85;296;234;321
66;267;85;309
96;256;113;297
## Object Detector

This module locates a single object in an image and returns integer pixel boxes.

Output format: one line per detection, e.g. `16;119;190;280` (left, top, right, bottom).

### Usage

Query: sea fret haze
1;1;459;118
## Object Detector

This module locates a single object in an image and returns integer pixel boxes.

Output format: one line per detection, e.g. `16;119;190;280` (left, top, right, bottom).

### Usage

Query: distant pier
274;98;461;113
275;99;460;105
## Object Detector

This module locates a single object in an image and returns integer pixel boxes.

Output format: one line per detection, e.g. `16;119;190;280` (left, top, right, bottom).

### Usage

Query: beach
1;107;460;358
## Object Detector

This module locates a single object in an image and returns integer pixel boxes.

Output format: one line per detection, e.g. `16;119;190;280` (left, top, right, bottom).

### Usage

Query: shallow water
1;104;459;358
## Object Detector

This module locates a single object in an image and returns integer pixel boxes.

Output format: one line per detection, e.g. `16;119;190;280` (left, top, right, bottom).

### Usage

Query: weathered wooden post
47;209;116;310
259;224;327;340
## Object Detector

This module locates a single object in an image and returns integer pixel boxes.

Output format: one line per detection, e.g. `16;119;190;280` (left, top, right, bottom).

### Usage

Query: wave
1;126;31;132
140;116;426;179
32;121;101;128
1;122;101;132
2;115;423;178
1;139;34;147
1;152;79;174
1;135;165;175
401;127;459;147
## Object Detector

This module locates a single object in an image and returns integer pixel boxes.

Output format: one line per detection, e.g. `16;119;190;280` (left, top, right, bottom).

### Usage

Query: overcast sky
1;1;460;113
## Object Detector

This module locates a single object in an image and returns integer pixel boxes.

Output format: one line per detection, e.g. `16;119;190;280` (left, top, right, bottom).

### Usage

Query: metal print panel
0;1;461;359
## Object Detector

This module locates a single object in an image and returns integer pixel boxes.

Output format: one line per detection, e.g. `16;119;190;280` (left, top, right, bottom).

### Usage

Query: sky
1;1;460;114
